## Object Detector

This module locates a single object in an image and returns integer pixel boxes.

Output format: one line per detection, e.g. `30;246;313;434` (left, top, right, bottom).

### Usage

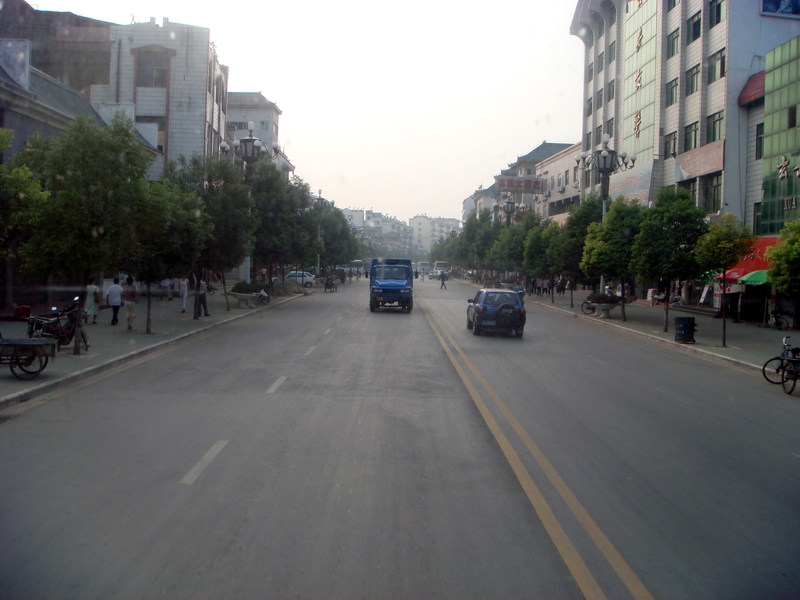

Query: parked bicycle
580;300;596;315
770;310;789;331
762;336;800;384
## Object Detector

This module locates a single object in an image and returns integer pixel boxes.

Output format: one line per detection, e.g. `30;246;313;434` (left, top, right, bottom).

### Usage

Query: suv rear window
484;292;518;305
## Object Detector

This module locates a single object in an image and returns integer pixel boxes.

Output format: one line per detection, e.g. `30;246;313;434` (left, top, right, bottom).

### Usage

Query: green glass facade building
758;36;800;235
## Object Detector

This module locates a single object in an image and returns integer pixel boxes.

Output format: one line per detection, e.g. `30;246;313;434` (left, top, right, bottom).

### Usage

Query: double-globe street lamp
503;194;516;227
575;133;636;295
220;121;278;285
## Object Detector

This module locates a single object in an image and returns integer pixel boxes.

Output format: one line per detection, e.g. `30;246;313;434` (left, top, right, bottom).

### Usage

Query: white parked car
285;271;316;287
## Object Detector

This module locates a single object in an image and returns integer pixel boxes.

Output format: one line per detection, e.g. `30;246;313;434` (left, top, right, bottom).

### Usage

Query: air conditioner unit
558;186;566;193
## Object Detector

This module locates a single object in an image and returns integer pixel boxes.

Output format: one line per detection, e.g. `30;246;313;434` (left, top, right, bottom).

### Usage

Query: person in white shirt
105;278;123;325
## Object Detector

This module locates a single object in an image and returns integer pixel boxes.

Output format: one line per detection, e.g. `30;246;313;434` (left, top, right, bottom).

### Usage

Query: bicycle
782;355;800;394
762;336;800;384
770;310;789;331
580;300;596;315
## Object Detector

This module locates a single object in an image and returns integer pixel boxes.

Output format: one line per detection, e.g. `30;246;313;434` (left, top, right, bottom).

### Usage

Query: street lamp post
575;133;636;297
317;189;322;278
503;194;515;227
220;121;273;286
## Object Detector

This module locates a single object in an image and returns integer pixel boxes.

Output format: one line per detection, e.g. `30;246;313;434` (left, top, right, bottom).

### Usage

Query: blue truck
369;258;414;313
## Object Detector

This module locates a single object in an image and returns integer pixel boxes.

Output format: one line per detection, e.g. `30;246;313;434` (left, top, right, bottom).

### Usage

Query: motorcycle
27;296;89;350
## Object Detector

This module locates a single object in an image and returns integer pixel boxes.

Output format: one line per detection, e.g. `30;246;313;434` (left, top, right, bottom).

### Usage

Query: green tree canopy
631;187;708;283
166;154;253;277
0;129;48;262
580;197;644;282
695;213;754;276
767;218;800;297
17;114;154;280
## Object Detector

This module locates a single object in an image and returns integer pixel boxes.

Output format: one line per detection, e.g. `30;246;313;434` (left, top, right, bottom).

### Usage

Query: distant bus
433;261;449;272
418;261;430;275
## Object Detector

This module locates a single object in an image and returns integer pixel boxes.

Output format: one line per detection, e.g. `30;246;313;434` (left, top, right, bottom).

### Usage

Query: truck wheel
467;317;473;330
369;302;376;312
472;322;481;336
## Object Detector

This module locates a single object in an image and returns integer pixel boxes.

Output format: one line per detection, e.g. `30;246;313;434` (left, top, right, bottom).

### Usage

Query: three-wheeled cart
0;336;57;380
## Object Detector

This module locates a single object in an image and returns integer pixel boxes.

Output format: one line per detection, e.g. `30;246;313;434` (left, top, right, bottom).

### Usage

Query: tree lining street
1;277;799;599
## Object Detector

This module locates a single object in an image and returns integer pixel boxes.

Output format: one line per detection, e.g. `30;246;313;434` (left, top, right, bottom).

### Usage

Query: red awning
714;237;779;281
738;71;765;106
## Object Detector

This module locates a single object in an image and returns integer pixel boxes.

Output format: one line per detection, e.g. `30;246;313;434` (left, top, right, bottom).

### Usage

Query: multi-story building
570;0;800;227
86;17;228;180
409;215;461;253
226;92;294;177
523;142;583;224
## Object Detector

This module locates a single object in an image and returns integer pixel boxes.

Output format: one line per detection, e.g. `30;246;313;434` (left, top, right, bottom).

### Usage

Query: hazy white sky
31;0;585;223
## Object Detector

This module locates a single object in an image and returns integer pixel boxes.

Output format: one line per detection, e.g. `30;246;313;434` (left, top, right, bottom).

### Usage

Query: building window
586;98;593;116
606;80;615;102
686;64;700;96
666;78;679;106
687;12;702;45
608;41;616;63
707;111;724;142
596;89;604;110
704;173;722;213
136;116;165;151
585;132;592;151
606;117;615;138
790;106;798;129
595;125;603;146
708;49;726;83
756;122;764;159
597;52;604;73
136;49;169;88
665;131;677;157
587;63;594;83
684;122;699;151
668;0;679;11
709;0;725;28
667;29;680;59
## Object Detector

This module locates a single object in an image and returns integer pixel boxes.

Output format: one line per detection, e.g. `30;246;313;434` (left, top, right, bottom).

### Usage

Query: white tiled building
410;215;461;253
87;17;229;180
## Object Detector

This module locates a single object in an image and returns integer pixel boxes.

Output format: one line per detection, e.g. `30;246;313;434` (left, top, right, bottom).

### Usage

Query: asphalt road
1;277;798;599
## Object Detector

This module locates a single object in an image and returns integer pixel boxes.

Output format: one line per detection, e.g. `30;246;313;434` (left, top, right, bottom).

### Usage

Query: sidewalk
0;284;302;410
529;289;784;373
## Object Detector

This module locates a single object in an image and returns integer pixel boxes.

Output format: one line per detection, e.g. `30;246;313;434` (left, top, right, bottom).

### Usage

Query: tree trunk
146;282;152;334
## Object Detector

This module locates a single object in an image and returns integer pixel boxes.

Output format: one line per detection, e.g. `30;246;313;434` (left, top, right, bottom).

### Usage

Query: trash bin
675;316;696;343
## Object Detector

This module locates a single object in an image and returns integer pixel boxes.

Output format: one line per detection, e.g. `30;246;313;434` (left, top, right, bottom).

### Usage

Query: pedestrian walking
179;276;189;313
105;277;123;325
440;273;447;290
85;278;100;324
123;276;137;330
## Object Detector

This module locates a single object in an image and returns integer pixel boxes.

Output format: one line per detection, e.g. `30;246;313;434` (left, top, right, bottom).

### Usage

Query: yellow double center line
424;309;655;600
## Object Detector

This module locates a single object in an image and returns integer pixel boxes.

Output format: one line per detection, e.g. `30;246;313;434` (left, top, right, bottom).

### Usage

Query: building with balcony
86;17;228;180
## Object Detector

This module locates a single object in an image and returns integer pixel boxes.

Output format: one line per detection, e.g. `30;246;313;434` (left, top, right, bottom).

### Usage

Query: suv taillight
519;307;526;317
477;306;486;314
